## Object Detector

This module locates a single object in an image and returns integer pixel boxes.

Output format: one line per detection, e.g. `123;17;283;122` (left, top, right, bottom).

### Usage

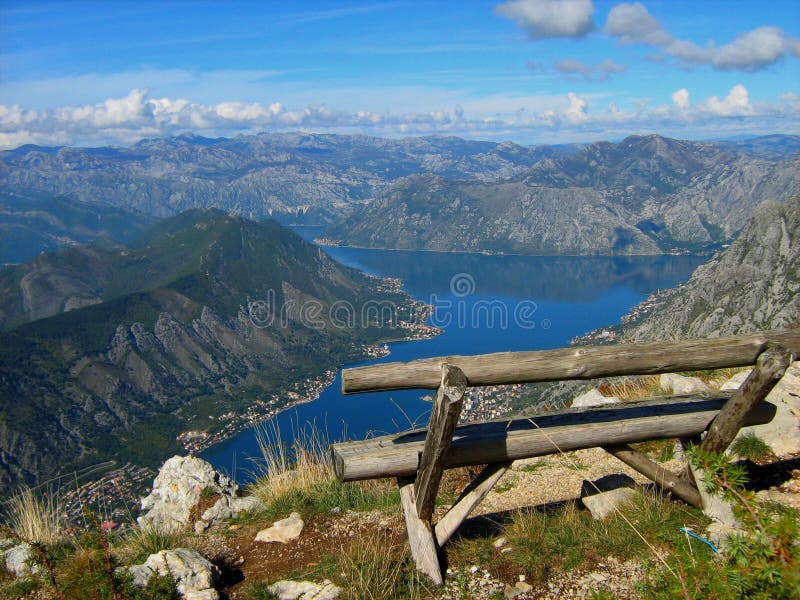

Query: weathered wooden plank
331;394;776;482
603;444;702;507
341;330;800;393
434;461;512;547
415;364;467;521
701;345;792;454
398;476;442;585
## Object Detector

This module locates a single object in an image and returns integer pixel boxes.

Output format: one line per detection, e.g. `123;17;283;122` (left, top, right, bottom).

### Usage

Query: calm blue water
202;227;705;481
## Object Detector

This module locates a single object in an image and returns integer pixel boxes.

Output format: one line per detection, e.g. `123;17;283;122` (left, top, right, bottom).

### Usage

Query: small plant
118;524;189;565
730;433;774;461
642;446;800;599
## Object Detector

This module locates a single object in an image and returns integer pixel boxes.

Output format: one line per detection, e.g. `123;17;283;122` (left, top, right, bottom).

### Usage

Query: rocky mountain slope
327;135;800;255
614;194;800;341
0;133;569;225
0;210;420;491
0;191;155;264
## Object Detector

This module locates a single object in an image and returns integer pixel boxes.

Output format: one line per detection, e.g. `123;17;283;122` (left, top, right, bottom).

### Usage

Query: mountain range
0;210;419;491
326;135;800;255
0;191;155;264
0;133;574;226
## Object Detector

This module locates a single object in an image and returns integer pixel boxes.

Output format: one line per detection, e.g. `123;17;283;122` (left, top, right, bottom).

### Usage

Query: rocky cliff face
0;210;419;491
328;135;800;255
619;195;800;341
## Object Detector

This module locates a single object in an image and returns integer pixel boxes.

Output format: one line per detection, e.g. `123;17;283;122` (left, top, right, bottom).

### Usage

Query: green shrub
730;433;774;461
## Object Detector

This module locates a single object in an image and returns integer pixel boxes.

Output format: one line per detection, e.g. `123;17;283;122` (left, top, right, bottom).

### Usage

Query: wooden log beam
341;330;800;393
398;476;442;585
331;393;776;482
603;444;702;507
434;461;512;547
701;345;792;455
415;364;467;522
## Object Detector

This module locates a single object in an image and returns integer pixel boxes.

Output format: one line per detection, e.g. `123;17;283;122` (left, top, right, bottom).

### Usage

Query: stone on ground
255;511;305;543
580;473;637;520
267;579;342;600
195;495;265;533
660;373;709;395
128;548;220;599
138;455;237;532
571;388;620;408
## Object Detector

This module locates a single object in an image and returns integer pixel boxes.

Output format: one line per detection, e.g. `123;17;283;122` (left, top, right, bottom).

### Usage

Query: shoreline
314;238;716;259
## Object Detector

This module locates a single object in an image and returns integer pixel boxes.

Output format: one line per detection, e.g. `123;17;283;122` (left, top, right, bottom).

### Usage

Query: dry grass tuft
337;530;429;600
248;419;333;504
3;487;65;547
598;375;661;401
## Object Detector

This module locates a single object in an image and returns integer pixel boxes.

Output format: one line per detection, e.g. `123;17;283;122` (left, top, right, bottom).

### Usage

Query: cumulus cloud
671;88;690;110
605;2;800;71
495;0;595;39
0;85;797;148
554;58;628;81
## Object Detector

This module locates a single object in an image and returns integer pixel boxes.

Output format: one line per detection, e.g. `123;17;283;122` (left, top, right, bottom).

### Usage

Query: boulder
255;512;304;543
571;388;620;408
728;361;800;456
580;474;637;520
4;543;39;578
128;548;219;599
267;579;342;600
137;455;237;531
660;373;709;395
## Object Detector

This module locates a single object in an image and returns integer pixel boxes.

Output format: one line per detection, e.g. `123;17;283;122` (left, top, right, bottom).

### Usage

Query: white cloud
671;88;690;110
0;85;797;148
702;84;752;117
605;2;800;71
495;0;595;40
565;92;589;124
554;58;628;81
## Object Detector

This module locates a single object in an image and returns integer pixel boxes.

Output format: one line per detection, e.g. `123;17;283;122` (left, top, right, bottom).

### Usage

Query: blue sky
0;0;798;148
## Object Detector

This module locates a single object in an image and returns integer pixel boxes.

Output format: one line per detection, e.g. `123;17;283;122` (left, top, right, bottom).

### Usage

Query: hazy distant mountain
618;194;800;341
0;133;572;225
327;135;800;255
0;192;155;264
0;210;418;490
718;134;800;160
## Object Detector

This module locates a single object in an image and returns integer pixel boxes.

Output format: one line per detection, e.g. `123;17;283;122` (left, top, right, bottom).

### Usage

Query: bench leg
398;476;442;585
435;461;511;547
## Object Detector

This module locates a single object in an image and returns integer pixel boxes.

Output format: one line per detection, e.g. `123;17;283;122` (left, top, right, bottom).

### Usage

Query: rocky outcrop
3;543;38;579
137;455;237;532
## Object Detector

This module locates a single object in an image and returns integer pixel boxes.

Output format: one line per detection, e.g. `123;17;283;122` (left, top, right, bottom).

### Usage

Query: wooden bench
331;331;798;584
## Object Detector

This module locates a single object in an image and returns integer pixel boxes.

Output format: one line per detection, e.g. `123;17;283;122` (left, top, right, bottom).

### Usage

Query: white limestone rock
571;388;620;408
733;361;800;456
4;543;39;578
128;548;219;599
267;579;342;600
660;373;709;395
255;512;304;543
137;455;237;531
